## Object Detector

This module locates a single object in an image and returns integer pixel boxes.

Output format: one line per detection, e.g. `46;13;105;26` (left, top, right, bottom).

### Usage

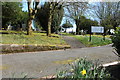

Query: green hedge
111;27;120;57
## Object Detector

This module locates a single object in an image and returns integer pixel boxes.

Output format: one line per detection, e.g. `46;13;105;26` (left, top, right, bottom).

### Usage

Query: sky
21;0;100;32
22;0;45;11
22;0;28;11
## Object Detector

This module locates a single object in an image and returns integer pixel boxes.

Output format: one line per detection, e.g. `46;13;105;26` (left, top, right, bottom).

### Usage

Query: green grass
0;30;67;46
73;35;112;47
61;32;75;36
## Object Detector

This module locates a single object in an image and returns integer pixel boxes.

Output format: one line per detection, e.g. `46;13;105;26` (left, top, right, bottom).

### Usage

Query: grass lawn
73;35;112;47
0;30;67;46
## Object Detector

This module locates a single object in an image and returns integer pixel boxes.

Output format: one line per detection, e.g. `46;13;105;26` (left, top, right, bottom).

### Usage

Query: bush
56;58;110;79
111;27;120;57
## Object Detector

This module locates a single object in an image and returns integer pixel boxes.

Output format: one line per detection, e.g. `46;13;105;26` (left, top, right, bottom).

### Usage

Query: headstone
22;24;26;31
7;25;12;30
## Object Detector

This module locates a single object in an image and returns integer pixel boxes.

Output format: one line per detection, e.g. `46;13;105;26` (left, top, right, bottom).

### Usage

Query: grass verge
72;35;112;47
0;30;67;45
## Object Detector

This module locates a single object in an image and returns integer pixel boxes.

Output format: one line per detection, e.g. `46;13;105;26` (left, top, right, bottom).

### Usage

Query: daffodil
81;69;86;75
76;59;80;61
70;69;74;72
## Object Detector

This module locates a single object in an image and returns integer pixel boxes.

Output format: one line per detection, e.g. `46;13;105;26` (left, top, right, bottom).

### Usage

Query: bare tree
27;0;40;35
65;2;88;35
94;2;120;30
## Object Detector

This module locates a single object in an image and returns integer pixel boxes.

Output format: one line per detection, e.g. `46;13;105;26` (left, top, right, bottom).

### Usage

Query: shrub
56;58;110;79
111;27;120;57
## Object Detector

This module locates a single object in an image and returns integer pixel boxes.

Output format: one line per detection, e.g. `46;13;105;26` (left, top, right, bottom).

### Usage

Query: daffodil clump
57;58;110;79
81;69;86;75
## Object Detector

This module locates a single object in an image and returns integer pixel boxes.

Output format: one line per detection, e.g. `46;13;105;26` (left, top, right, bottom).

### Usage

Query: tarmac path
62;36;86;48
1;44;119;78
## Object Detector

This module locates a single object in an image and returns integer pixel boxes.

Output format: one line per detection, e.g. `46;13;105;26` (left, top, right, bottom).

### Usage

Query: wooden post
89;33;92;42
89;30;92;42
103;33;105;41
103;27;105;41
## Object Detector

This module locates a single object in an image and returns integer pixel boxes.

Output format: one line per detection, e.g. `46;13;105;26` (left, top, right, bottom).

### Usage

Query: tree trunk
47;3;52;36
27;19;32;35
27;0;40;35
76;26;80;35
27;1;33;35
75;20;80;35
47;13;52;36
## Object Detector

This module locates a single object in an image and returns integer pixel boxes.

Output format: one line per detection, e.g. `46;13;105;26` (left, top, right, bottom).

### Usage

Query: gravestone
7;25;12;30
22;24;26;31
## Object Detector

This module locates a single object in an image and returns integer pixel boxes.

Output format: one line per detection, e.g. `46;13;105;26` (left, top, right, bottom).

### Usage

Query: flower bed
37;59;120;80
56;58;111;79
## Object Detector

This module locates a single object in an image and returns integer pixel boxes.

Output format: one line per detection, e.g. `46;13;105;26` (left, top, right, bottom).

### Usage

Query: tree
65;2;88;35
47;2;63;36
36;2;64;34
2;2;26;30
52;8;64;34
80;16;98;33
27;0;40;35
100;18;113;33
94;2;120;30
62;20;73;32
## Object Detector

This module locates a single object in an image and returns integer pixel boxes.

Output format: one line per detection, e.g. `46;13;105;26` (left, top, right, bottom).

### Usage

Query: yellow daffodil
81;69;86;75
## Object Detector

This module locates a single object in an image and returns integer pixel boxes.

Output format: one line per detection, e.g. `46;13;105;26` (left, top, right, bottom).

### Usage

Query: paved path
62;36;86;48
1;45;119;78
